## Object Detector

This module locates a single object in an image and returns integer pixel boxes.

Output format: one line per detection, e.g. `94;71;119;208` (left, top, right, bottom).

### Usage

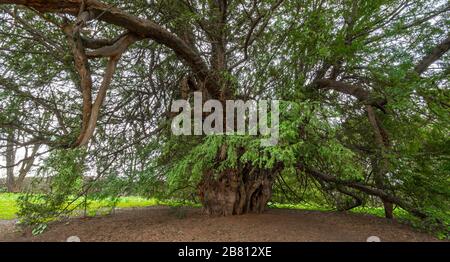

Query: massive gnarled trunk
198;168;274;216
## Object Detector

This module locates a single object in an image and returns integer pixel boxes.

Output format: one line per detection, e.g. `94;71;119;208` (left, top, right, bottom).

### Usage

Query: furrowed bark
198;168;275;216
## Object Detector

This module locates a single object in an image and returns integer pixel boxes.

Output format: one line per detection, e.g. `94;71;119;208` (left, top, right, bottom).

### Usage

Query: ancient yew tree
0;0;448;224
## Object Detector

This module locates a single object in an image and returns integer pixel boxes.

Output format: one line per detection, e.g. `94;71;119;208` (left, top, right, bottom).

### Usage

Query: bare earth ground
0;207;440;242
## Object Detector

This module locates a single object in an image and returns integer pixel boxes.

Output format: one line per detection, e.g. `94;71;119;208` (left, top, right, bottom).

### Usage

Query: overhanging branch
0;0;220;96
316;79;387;111
415;34;450;75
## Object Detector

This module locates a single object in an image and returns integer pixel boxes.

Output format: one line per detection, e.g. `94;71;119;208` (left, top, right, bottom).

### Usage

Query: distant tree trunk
382;200;394;219
198;168;274;216
4;131;39;193
5;131;16;193
14;144;40;192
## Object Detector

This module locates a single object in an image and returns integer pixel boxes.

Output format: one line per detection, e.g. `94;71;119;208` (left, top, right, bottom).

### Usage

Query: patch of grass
0;193;198;220
79;197;161;216
3;194;407;221
159;199;201;208
270;201;414;221
3;193;446;239
116;196;160;208
0;193;426;222
270;202;330;211
0;193;20;220
351;206;413;220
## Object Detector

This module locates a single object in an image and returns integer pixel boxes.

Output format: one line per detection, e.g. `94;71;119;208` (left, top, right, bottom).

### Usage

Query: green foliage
164;100;365;194
17;148;86;227
31;223;47;236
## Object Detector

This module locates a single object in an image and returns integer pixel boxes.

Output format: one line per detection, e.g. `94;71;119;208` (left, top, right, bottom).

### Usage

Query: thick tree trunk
198;168;274;216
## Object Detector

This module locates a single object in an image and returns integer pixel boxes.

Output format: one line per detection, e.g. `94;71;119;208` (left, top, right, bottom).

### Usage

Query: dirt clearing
0;207;440;242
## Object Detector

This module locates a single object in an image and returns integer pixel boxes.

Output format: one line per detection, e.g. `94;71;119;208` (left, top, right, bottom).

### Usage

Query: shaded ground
0;207;440;242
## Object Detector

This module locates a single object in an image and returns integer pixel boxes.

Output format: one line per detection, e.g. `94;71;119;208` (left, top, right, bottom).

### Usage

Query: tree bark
13;143;40;192
198;168;274;216
5;131;16;192
4;131;39;193
414;34;450;75
366;105;393;218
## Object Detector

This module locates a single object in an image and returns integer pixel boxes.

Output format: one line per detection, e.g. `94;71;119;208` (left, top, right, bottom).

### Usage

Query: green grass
0;194;163;220
0;193;203;220
270;202;330;211
351;206;413;220
73;197;162;217
0;193;431;223
270;201;414;220
2;193;446;238
0;193;414;221
0;193;20;220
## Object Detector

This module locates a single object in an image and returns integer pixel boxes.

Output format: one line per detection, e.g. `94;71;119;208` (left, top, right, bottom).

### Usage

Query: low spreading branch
299;164;427;219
